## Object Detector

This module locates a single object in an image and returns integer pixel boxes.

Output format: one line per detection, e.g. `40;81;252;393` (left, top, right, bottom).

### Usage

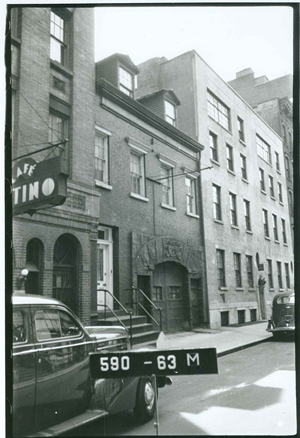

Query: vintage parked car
12;293;170;437
267;291;295;339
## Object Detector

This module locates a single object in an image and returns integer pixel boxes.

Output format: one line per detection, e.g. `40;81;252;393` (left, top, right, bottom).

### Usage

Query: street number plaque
90;348;218;379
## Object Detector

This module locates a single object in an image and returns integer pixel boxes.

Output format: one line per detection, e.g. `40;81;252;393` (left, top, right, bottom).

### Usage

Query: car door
33;306;92;431
13;306;36;437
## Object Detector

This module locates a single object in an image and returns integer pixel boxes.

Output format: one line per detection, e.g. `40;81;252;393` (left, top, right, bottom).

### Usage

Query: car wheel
133;377;156;423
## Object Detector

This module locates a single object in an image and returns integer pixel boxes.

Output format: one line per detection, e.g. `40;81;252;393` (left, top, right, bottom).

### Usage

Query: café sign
12;156;68;216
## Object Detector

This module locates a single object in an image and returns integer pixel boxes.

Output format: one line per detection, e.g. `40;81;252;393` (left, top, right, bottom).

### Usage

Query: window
119;66;134;97
229;193;238;226
246;255;254;288
256;135;271;164
13;310;27;343
35;309;61;341
226;144;234;171
288;190;293;211
95;131;109;185
263;209;269;238
209;131;218;162
185;176;198;215
60;311;82;337
259;168;265;191
168;286;181;300
49;112;68;158
277;262;283;289
281;218;287;244
237;117;245;142
165;100;176;126
152;286;162;301
282;124;287;145
207;90;230;130
161;165;174;207
130;151;145;196
288;131;293;149
269;175;275;198
267;259;274;288
50;11;68;66
285;155;291;179
234;253;242;287
285;263;290;289
275;152;280;172
278;182;283;203
272;214;278;241
213;184;222;221
240;154;247;180
244;199;251;231
216;249;226;288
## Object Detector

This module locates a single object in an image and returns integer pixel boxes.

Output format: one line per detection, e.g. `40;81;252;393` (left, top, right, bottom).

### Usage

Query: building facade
11;8;207;331
228;69;294;242
136;51;294;328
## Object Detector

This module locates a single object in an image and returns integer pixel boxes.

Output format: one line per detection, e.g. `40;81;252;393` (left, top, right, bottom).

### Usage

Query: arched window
25;238;43;295
288;190;293;212
285;155;291;179
288;131;293;149
282;124;287;145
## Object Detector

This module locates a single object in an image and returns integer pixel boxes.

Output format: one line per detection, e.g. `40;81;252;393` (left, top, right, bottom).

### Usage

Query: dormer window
165;100;176;126
119;66;134;97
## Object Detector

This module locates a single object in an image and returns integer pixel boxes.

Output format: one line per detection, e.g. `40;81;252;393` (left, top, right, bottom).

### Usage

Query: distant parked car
267;291;295;339
12;293;170;437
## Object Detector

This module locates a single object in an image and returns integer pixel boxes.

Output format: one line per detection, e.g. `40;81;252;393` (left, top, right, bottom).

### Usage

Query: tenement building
136;51;294;328
11;7;207;332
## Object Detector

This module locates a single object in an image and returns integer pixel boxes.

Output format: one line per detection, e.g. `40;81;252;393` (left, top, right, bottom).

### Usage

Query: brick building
228;69;294;242
11;8;207;332
136;51;294;328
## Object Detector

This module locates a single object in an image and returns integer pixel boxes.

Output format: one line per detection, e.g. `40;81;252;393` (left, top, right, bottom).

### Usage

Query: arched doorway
25;238;43;295
53;234;80;314
152;261;189;331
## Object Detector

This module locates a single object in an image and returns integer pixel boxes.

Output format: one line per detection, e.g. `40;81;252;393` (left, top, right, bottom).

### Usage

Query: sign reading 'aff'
90;348;218;379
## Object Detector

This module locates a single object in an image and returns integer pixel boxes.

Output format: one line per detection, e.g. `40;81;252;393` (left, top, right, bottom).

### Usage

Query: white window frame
127;137;151;202
159;156;176;210
165;100;176;126
119;65;134;97
185;173;199;218
50;10;68;66
95;125;112;190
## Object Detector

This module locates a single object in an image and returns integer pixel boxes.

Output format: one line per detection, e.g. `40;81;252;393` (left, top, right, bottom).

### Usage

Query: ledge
248;288;256;292
186;212;199;219
279;201;284;206
242;178;249;184
231;225;240;230
239;139;246;146
161;203;176;211
274;240;280;244
50;60;73;78
219;287;228;291
265;236;271;241
283;243;288;247
95;180;112;190
271;196;276;201
214;219;224;225
210;158;220;166
246;230;253;235
130;193;149;202
276;170;281;175
227;169;236;176
261;190;267;195
235;288;244;291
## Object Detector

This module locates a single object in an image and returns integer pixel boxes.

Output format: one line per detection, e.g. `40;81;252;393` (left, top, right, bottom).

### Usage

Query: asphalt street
64;338;296;436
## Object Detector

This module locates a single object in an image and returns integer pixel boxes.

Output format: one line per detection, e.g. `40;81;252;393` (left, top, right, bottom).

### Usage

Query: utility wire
19;90;51;132
148;166;212;182
12;140;68;161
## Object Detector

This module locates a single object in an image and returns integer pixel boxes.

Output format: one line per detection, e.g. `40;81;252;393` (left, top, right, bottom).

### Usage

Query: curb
217;336;272;357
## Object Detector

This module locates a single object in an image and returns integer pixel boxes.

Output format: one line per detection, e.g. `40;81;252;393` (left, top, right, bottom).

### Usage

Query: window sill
274;240;280;244
269;288;275;292
270;196;276;201
261;190;267;195
246;230;253;235
283;243;288;247
161;203;177;211
186;212;199;219
219;287;228;291
95;180;112;190
50;60;73;78
265;236;271;241
248;288;256;292
276;170;281;175
279;201;284;206
279;289;285;292
242;178;249;184
235;288;244;291
231;225;240;230
130;193;149;202
214;219;224;225
239;139;246;146
210;158;220;166
227;169;235;176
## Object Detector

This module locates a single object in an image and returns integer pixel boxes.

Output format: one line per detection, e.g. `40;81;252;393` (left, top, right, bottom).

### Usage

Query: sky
94;5;294;83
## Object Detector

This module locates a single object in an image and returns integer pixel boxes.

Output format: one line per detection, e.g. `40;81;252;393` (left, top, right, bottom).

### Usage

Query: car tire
133;377;156;423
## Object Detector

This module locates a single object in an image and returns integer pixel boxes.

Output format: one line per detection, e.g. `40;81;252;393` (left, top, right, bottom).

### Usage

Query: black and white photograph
6;2;297;436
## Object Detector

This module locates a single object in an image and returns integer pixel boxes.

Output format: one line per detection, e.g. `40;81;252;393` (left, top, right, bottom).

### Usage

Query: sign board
258;264;264;271
12;156;68;216
90;348;218;379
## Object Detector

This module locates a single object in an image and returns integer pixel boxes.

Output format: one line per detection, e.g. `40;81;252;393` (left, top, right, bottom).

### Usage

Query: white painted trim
130;192;149;202
95;124;112;136
126;136;152;154
95;180;112;190
161;203;176;211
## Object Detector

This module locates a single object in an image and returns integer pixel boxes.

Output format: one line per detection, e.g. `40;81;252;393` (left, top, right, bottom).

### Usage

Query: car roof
12;293;63;306
273;291;295;301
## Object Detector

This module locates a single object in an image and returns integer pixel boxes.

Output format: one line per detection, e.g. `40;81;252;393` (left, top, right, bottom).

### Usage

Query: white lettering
24;163;29;174
100;357;109;371
187;353;200;367
121;356;130;370
42;178;55;196
29;181;39;201
13;186;21;204
28;164;36;176
22;185;27;203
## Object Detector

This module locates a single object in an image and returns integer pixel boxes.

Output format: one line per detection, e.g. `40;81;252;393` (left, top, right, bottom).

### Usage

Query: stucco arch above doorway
132;232;202;275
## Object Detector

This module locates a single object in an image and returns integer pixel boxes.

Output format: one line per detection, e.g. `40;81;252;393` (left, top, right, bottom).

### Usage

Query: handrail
97;288;133;347
127;288;162;332
137;302;160;329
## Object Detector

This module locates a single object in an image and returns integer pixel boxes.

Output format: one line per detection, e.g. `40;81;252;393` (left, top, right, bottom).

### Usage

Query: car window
13;310;27;344
59;310;82;337
35;309;61;341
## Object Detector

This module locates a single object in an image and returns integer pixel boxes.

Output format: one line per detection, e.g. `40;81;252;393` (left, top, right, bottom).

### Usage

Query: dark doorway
25;239;43;295
53;234;79;314
238;309;245;324
221;311;229;326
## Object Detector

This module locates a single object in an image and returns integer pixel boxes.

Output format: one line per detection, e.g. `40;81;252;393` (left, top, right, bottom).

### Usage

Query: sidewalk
156;321;272;356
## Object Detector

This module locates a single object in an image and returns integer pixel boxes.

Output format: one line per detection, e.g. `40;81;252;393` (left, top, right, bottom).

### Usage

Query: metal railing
127;288;162;332
97;288;133;347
